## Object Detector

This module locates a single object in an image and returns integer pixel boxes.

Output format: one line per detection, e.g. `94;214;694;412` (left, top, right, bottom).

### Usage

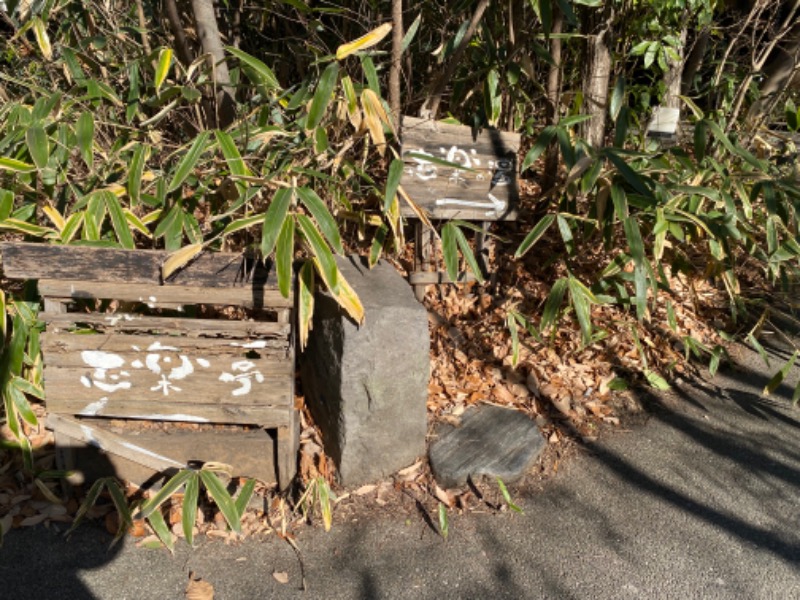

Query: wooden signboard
0;242;298;489
400;116;521;221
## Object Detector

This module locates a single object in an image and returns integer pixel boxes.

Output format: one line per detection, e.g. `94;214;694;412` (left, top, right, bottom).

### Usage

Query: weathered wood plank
42;332;289;359
47;414;186;472
400;116;520;221
1;242;278;289
47;397;291;424
44;361;293;405
53;424;278;484
38;279;293;310
43;312;290;338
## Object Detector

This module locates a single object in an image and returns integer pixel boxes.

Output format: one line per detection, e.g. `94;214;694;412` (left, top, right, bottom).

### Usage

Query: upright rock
300;256;429;486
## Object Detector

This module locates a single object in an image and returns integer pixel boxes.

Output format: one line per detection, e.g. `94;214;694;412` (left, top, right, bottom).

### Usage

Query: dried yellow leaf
336;23;392;60
162;243;203;281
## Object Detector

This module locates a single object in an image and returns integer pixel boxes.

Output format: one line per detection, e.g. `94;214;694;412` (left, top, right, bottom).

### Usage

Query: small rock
428;404;545;489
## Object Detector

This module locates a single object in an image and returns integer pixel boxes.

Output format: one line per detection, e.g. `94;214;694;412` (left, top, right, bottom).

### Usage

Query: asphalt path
2;332;799;599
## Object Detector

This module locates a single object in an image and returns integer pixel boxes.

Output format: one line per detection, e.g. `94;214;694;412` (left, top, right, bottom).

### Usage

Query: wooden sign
0;242;298;488
400;116;520;221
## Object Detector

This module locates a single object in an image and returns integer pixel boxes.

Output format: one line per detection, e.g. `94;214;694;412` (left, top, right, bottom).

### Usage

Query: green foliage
0;292;43;471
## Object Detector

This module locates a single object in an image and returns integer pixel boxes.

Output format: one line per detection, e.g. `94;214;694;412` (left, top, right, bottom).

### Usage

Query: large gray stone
300;256;429;487
429;404;545;489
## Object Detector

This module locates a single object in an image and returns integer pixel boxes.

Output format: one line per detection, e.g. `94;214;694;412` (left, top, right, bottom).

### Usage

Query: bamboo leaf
106;480;133;545
441;222;458;282
515;214;555;258
124;209;152;238
76;111;94;170
763;351;798;396
31;17;53;60
182;473;199;546
199;469;242;534
10;375;44;401
521;126;557;172
147;505;175;553
9;385;37;427
296;187;343;253
297;213;338;293
307;62;340;131
25;125;49;171
60;212;84;243
541;277;568;334
0;218;54;238
234;479;256;519
135;469;194;520
497;477;523;513
215;130;251;195
384;159;404;212
66;478;108;536
162;243;203;280
222;213;264;237
128;144;149;207
336;23;392;60
361;89;389;153
154;48;173;95
568;275;593;346
262;188;293;257
316;477;334;531
645;369;670;390
298;261;315;350
319;259;364;324
606;151;651;198
226;47;280;91
275;215;295;298
402;13;422;52
609;76;626;121
507;313;520;367
105;192;136;249
0;158;36;173
453;224;484;283
167;131;210;193
438;503;449;540
42;204;65;232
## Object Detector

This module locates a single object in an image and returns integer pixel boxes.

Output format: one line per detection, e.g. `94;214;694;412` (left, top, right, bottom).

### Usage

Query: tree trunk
747;33;800;126
389;0;404;132
419;0;491;121
681;27;709;96
663;26;687;110
542;4;563;192
582;3;614;147
190;0;236;129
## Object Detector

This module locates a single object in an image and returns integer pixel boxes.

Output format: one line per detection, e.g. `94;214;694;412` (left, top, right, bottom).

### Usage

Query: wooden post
413;222;435;302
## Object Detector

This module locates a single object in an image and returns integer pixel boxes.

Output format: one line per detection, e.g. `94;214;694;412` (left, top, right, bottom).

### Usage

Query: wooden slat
400;115;520;221
0;242;278;289
47;398;291;425
45;363;292;403
44;312;291;339
38;279;293;310
42;332;289;359
42;332;293;373
47;414;186;472
53;423;278;484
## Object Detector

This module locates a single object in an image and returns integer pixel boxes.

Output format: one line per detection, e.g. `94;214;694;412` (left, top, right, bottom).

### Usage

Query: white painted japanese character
80;351;131;393
219;360;265;397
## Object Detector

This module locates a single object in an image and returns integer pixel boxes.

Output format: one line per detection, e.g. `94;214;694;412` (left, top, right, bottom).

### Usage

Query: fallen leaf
353;484;377;496
186;572;214;600
272;571;289;584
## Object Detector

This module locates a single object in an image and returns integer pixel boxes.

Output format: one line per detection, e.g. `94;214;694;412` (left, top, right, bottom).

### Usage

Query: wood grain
1;242;278;289
43;312;291;339
38;279;293;309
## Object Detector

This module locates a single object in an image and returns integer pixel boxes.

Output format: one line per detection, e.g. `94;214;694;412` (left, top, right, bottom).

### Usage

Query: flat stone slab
429;404;545;489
